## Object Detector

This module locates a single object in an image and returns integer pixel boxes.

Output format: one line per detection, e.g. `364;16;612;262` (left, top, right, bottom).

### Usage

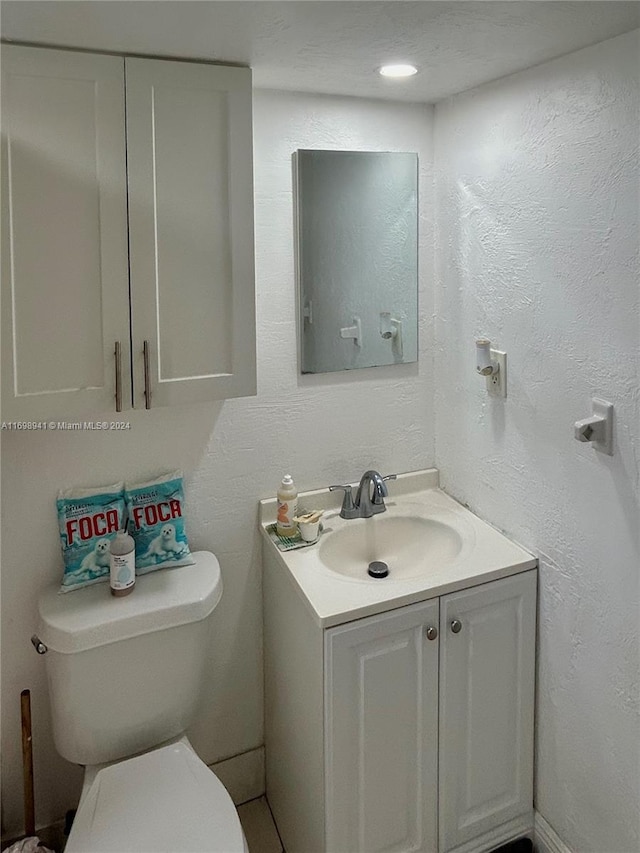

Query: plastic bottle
110;529;136;597
276;474;298;539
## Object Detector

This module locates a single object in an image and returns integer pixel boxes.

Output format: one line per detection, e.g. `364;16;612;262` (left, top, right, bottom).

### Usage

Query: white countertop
259;469;537;628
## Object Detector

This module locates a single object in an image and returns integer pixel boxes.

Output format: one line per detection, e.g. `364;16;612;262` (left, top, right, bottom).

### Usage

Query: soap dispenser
276;475;298;538
110;528;136;597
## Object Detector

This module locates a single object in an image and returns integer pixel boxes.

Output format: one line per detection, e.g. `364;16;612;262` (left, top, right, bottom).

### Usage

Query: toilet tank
37;551;223;766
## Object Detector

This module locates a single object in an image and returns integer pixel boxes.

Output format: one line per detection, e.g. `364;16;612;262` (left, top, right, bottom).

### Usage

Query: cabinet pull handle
143;340;151;409
450;619;462;634
114;341;122;413
425;626;438;641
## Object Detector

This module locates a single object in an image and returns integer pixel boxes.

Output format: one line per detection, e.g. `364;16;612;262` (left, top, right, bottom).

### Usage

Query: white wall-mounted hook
380;313;403;358
574;398;613;455
340;316;362;347
380;312;397;340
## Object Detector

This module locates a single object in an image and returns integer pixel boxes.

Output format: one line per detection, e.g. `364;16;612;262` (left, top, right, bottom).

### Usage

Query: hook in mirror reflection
380;312;403;360
379;312;395;340
295;149;418;374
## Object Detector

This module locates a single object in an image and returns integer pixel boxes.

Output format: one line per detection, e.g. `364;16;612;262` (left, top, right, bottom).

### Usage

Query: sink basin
318;514;463;581
260;471;537;625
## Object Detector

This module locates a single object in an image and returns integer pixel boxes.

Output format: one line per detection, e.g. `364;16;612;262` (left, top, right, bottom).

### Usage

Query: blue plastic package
125;471;194;574
57;482;126;593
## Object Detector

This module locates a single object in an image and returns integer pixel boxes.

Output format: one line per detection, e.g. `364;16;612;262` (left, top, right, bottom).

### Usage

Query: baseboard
210;745;265;806
534;812;573;853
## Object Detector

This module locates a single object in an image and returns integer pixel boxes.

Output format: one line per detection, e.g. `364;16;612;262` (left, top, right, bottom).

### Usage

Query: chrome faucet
329;470;397;519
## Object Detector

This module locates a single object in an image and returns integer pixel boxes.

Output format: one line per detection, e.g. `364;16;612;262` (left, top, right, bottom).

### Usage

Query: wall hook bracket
340;316;362;347
574;398;613;455
380;313;403;358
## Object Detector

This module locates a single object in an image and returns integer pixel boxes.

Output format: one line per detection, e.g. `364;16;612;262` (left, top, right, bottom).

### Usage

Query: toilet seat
66;742;247;853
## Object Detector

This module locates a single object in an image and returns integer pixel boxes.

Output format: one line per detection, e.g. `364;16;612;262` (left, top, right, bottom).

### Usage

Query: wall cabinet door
2;46;256;419
1;45;131;419
325;599;440;853
125;58;256;408
438;572;536;852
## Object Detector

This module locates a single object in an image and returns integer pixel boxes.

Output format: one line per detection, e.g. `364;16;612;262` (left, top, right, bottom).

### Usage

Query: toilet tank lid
38;551;222;654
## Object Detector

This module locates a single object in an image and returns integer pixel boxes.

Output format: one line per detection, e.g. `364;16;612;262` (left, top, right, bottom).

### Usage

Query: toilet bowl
66;741;247;853
35;551;247;853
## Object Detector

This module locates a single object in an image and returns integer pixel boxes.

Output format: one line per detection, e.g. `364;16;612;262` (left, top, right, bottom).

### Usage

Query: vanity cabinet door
1;45;131;419
125;58;256;408
438;571;536;852
325;599;439;853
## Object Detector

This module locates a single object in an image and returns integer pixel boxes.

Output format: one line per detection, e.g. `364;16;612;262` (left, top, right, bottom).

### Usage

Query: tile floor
2;796;283;853
3;805;534;853
237;797;284;853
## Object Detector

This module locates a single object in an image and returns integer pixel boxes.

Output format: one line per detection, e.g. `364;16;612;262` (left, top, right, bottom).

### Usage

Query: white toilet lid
66;743;247;853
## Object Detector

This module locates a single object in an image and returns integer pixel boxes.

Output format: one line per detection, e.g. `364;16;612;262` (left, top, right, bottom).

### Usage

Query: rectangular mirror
295;149;418;374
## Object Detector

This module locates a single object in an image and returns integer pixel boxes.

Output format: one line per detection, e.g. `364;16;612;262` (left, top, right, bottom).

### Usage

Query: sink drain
368;561;389;579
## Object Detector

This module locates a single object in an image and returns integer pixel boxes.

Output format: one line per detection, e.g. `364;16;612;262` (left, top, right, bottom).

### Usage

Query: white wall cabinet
125;57;255;409
1;45;255;419
264;565;537;853
1;46;131;419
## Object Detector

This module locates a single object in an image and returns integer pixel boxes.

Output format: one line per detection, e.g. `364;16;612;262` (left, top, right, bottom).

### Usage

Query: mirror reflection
295;149;418;374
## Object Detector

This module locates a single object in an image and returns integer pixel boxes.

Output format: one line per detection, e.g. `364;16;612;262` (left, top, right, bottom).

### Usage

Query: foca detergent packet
57;482;126;592
125;471;195;574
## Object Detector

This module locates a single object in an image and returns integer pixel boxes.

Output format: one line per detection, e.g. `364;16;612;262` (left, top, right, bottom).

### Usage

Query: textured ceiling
2;1;639;102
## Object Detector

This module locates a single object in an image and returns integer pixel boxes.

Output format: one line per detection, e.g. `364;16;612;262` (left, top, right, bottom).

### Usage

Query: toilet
36;551;247;852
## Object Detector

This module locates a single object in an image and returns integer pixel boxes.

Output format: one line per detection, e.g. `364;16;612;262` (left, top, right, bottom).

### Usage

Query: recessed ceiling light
379;64;418;78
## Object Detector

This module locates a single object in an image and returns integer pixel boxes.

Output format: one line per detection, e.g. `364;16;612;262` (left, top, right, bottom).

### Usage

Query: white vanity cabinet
325;598;440;853
264;563;536;853
438;574;536;852
1;44;255;419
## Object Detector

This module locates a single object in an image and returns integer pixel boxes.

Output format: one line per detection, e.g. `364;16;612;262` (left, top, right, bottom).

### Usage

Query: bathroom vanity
261;470;537;853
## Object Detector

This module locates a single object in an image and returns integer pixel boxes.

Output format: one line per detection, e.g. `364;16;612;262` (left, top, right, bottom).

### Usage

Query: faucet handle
371;473;397;505
329;484;358;519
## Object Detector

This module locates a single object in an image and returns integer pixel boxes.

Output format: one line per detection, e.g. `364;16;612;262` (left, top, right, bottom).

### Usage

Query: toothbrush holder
298;519;321;542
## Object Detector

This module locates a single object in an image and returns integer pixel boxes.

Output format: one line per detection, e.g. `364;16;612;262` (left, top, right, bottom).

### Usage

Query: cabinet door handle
143;340;151;409
450;619;462;634
114;341;122;412
425;626;438;641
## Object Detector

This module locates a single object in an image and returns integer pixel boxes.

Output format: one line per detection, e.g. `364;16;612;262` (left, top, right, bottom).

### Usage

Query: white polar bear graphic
144;524;184;559
80;538;111;573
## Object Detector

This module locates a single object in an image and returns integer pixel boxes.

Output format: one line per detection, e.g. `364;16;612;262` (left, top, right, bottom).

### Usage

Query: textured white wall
434;30;639;853
0;90;434;837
